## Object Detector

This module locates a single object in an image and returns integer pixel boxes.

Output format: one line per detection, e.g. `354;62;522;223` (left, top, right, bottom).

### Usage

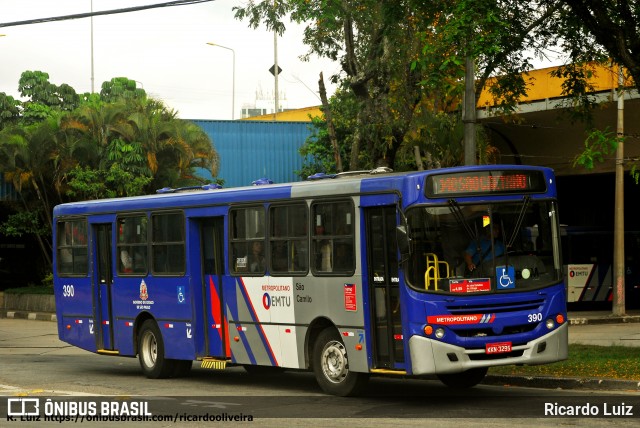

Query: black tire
138;319;175;379
312;327;369;396
243;365;285;375
437;367;488;389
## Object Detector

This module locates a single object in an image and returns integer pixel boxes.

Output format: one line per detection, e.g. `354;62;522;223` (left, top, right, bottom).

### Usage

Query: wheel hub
322;340;348;383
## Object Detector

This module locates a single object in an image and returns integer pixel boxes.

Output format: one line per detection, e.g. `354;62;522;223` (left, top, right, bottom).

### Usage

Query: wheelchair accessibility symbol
177;286;186;304
496;266;515;289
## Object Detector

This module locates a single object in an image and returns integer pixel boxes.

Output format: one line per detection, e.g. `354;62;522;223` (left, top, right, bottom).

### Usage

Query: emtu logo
262;293;271;310
261;293;291;310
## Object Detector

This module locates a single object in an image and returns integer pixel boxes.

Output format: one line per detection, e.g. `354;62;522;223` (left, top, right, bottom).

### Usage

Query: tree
0;113;64;268
100;77;146;103
559;1;640;93
550;0;640;317
235;0;443;171
0;70;220;277
0;93;21;131
19;70;80;113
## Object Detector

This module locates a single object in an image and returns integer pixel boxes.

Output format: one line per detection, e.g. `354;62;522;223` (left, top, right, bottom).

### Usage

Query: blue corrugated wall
0;176;17;201
192;120;312;188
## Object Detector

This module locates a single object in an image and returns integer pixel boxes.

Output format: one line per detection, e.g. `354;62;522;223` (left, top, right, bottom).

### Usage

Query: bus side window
151;212;185;275
230;206;265;275
311;201;354;274
270;203;308;275
57;219;88;276
117;215;148;276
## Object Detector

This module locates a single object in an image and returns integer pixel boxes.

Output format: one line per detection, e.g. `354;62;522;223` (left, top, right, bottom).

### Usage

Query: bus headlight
545;318;555;330
435;328;445;339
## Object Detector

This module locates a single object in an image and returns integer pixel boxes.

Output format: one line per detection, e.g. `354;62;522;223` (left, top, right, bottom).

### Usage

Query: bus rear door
94;223;115;351
201;217;230;358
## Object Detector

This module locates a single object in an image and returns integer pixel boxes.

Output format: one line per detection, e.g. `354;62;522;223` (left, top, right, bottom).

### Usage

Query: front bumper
409;322;568;375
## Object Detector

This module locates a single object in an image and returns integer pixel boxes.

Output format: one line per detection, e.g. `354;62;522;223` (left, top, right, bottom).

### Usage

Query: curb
484;374;640;391
569;316;640;325
0;310;57;322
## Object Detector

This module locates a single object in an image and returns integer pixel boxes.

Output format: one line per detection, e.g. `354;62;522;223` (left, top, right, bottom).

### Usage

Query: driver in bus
464;222;505;274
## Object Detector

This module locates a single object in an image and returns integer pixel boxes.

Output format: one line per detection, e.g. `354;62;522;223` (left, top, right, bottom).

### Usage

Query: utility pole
463;55;476;165
613;65;626;316
273;1;279;121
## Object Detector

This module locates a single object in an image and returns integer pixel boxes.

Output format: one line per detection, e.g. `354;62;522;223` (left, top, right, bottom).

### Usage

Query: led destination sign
425;170;546;197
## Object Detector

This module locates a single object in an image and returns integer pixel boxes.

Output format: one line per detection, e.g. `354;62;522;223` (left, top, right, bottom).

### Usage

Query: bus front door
94;224;115;351
365;206;405;369
201;217;229;358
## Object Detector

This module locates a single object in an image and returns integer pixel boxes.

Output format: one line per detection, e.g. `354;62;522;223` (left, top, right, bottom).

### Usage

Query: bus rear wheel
437;367;488;389
312;328;369;396
138;320;175;379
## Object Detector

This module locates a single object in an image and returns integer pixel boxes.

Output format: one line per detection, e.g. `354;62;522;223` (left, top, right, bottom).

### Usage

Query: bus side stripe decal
208;276;231;356
237;277;279;366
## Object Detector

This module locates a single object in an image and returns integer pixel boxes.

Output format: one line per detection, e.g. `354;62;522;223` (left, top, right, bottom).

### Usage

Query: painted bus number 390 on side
527;312;542;323
62;284;75;297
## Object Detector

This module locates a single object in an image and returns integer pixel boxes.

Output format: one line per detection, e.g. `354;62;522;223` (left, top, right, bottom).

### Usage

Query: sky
0;0;341;120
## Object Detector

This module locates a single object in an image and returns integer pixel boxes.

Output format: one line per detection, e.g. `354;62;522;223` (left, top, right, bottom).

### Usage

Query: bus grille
446;298;545;314
468;350;525;360
453;323;537;338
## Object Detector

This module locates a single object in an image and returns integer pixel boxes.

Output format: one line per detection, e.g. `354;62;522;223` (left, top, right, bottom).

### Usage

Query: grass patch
489;344;640;380
3;285;54;295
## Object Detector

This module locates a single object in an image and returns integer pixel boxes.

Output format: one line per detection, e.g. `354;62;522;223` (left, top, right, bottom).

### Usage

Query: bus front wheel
437;367;488;389
312;328;369;396
138;320;175;379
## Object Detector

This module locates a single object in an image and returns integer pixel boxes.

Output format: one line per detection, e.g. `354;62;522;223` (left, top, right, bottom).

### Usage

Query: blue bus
53;165;567;396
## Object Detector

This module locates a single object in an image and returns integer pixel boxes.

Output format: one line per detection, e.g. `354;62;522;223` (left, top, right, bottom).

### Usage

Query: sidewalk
567;309;640;325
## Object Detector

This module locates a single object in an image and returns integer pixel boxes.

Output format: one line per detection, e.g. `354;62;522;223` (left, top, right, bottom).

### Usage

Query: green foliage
490;344;640;381
19;70;79;111
3;285;53;295
0;210;49;238
573;127;619;170
0;93;21;130
65;165;152;200
550;62;603;125
100;77;146;103
0;70;220;273
235;1;511;170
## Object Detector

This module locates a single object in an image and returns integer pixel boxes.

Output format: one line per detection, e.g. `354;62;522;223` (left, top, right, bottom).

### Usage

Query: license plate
486;342;512;354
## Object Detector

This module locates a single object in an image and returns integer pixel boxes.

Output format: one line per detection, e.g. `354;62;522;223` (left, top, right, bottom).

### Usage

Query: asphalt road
0;318;639;427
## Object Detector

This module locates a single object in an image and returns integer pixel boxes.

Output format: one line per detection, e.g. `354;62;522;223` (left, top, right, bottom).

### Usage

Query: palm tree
0;115;64;268
125;98;219;190
61;101;134;170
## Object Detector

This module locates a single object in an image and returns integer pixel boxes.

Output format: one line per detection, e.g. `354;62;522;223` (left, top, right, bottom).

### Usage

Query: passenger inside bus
121;250;133;273
248;241;265;272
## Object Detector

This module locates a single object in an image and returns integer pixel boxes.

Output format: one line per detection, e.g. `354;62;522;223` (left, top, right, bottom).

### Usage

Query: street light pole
206;42;236;120
91;0;95;93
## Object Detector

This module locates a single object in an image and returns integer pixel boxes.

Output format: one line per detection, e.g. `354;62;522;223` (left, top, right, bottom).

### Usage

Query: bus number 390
527;313;542;323
62;285;75;297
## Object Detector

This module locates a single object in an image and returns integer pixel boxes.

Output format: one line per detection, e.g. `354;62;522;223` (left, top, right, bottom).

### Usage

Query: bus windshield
405;199;561;294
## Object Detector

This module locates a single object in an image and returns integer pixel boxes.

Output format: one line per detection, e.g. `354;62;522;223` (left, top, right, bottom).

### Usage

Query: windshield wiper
448;199;477;243
506;196;530;249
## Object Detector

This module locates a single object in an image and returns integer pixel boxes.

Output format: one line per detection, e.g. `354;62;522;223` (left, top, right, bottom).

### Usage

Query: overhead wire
0;0;215;28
